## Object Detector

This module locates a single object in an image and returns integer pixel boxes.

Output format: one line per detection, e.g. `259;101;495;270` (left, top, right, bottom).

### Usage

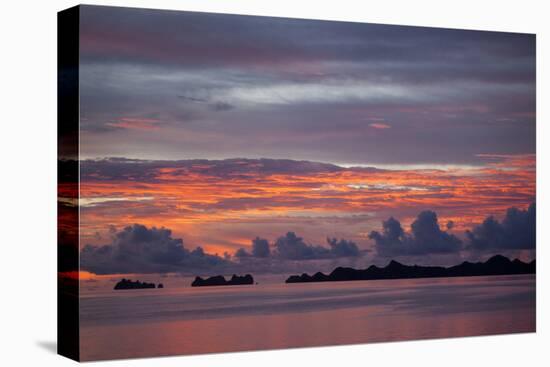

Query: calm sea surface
79;275;535;361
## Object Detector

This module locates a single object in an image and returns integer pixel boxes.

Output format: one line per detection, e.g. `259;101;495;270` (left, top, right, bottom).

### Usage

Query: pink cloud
368;122;391;129
105;117;161;131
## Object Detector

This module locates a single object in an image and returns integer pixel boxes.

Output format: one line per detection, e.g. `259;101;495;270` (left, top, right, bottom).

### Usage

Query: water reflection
80;275;535;361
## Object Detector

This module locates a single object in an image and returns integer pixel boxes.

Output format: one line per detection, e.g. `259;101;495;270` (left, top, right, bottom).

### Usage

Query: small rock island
191;274;254;287
114;278;164;290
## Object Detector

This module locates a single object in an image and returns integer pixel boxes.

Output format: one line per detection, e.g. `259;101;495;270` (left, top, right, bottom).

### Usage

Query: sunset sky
76;6;535;276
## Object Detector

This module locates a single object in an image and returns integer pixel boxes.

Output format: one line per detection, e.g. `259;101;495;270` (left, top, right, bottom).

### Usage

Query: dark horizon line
285;254;535;284
105;254;535;290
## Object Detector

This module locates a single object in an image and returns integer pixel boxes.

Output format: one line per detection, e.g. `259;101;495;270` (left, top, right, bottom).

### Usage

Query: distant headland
114;278;164;290
285;255;535;284
191;274;254;287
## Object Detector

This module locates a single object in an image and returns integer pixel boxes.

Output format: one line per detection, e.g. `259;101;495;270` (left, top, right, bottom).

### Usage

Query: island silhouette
114;278;163;290
285;255;535;283
192;274;254;287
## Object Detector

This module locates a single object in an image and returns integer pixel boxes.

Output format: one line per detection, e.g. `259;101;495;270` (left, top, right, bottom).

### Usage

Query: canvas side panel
57;5;80;362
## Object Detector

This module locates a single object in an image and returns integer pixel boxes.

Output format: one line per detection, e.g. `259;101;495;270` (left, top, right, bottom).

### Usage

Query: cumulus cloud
235;233;361;260
251;237;270;257
327;237;360;257
272;232;361;260
235;237;271;258
234;247;251;258
369;211;462;257
466;203;535;251
80;224;227;274
274;232;330;260
81;224;365;275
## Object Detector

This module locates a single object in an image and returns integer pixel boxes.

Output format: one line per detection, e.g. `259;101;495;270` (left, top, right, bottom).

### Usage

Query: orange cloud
105;117;162;130
78;155;535;255
59;270;97;280
368;122;391;129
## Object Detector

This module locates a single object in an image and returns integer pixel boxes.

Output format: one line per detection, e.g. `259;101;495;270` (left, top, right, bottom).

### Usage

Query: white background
0;0;548;365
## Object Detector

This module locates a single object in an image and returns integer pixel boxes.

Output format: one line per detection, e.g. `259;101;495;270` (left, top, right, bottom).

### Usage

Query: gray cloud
81;224;364;274
234;237;271;258
80;224;227;274
251;237;271;258
273;232;328;260
327;237;360;257
273;232;361;260
209;101;235;111
78;5;535;165
79;5;535;77
234;248;251;258
80;158;345;183
369;211;462;257
466;203;535;251
235;233;361;261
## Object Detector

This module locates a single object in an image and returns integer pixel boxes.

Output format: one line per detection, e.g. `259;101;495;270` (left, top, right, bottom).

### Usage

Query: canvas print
58;5;536;361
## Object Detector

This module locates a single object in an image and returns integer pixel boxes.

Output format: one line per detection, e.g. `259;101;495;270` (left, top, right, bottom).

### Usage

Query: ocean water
79;275;535;361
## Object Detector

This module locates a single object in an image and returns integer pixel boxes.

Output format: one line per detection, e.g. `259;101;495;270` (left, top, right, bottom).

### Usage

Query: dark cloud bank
82;226;362;275
80;204;535;275
369;211;462;257
369;203;535;259
235;233;360;260
80;224;226;274
467;202;535;251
